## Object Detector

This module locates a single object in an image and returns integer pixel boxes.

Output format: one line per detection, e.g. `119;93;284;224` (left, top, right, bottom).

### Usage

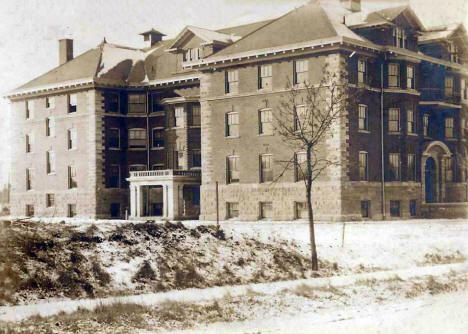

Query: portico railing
130;169;201;178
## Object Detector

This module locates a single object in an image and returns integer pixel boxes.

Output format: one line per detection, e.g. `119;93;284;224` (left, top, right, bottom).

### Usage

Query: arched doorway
425;157;436;203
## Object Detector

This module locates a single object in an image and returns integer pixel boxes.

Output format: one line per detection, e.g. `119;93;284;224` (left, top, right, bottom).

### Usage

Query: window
388;108;400;132
445;157;453;182
151;129;164;148
68;128;77;150
260;154;273;183
128;93;146;113
26;134;32;153
445;76;454;97
389;153;401;181
390;200;400;217
192;105;201;126
226;156;239;184
46;151;55;174
46;194;55;208
388;63;400;88
151;164;165;170
295;202;308;219
259;109;273;135
108;165;121;188
174;107;184;128
225;70;239;94
462;79;468;100
110;203;121;218
68;204;77;218
407;154;416;181
68;166;77;189
45;96;55;109
295;152;307;182
129;165;146;174
361;200;370;218
226;112;239;137
448;41;459;63
445;117;454;138
150;94;164;113
46;117;55;137
294;60;308;85
423;114;429;136
185;48;201;61
227;202;239;219
108;128;120;149
259;64;272;90
25;100;33;119
358;105;368;131
407;109;415;134
358;59;367;84
407;66;415;89
393;27;406;48
409;200;417;217
26;168;33;190
26;205;34;217
294;105;307;131
192;150;201;168
105;92;120;113
68;94;77;113
359;151;368;181
128;128;147;148
260;202;273;219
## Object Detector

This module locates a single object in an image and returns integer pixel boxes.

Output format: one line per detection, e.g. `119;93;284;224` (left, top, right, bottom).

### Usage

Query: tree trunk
306;146;318;271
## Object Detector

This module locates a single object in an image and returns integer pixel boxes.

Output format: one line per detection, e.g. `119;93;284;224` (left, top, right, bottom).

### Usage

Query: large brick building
6;0;468;220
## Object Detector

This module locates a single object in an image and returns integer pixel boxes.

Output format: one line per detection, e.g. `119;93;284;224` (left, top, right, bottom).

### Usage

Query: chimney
139;29;166;47
59;39;73;65
340;0;361;12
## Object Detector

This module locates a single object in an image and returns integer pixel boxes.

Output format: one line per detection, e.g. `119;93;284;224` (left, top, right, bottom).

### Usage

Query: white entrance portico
127;170;201;220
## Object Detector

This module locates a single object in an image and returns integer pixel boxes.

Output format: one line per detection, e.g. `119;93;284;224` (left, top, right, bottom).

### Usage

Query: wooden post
216;181;219;229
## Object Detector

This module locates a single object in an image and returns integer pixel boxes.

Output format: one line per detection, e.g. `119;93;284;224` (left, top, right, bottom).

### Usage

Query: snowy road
175;290;468;334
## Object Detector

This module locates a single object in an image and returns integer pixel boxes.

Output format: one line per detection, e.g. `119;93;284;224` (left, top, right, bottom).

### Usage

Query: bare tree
273;60;361;271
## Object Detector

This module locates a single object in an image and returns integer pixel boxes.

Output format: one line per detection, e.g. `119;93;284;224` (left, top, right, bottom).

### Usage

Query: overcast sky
0;0;466;185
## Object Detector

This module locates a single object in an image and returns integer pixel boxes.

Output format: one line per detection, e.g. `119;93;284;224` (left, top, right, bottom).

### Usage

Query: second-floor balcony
419;88;461;108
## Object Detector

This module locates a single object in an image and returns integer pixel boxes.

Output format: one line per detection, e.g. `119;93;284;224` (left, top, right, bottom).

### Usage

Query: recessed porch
127;170;201;220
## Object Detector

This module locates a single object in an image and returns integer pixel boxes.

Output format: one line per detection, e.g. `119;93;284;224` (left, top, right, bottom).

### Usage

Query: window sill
388;131;401;135
108;147;120;151
258;88;273;93
190;167;201;170
446;137;457;141
151;147;165;150
128;148;147;151
407;133;418;137
358;130;370;134
189;126;201;129
171;126;184;130
47;172;56;176
225;92;239;96
225;136;240;139
258;133;273;137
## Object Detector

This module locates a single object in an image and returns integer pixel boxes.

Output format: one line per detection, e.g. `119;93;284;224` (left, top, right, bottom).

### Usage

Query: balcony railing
420;88;461;105
130;169;201;178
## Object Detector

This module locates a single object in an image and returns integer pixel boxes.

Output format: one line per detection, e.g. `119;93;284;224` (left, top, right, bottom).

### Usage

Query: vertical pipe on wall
381;59;386;220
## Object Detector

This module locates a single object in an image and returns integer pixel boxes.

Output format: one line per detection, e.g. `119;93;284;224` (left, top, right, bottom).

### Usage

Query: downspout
146;89;150;171
380;57;386;220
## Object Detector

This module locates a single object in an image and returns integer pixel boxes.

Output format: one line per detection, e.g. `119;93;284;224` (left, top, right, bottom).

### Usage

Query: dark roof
216;19;273;37
345;5;424;30
210;3;367;58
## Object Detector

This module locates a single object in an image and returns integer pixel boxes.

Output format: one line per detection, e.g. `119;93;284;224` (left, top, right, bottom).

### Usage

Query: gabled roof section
345;5;424;30
205;2;370;59
419;23;466;44
15;47;102;91
167;26;240;50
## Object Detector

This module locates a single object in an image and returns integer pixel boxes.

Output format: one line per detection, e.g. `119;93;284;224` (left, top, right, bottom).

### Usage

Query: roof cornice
4;74;200;99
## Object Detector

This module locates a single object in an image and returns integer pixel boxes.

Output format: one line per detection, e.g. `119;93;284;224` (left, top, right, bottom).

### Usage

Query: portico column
163;185;168;218
130;185;136;217
136;186;142;217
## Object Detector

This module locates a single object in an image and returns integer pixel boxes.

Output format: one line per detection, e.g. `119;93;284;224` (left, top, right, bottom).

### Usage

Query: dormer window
393;27;406;48
184;48;202;61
